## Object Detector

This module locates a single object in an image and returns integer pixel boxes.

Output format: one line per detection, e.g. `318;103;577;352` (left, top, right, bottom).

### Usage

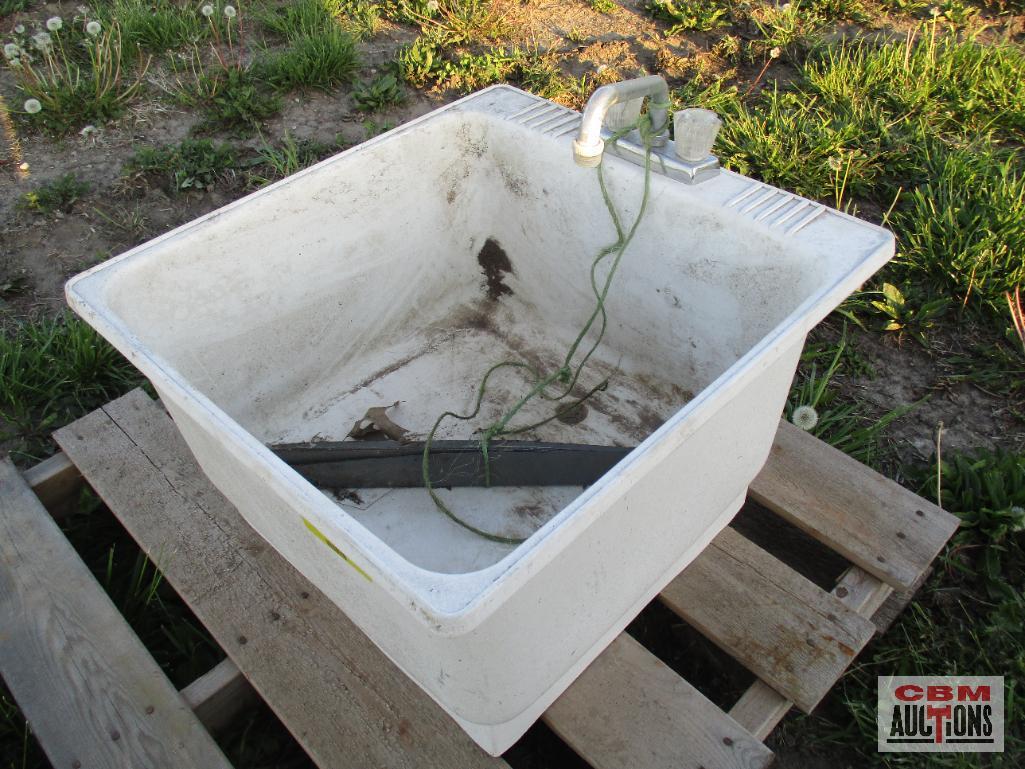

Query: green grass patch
0;0;30;16
0;315;143;461
679;28;1025;319
101;0;207;53
257;26;359;91
249;133;334;185
19;173;90;214
128;138;241;192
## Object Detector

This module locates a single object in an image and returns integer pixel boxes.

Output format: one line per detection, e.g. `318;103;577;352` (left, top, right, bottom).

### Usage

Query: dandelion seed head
769;46;782;59
780;2;791;10
46;16;63;31
792;405;819;431
14;24;25;34
4;42;18;59
929;5;940;15
223;4;237;17
426;0;440;10
24;98;42;114
32;32;52;51
201;4;215;16
828;155;842;171
80;124;97;137
86;20;102;35
77;5;91;15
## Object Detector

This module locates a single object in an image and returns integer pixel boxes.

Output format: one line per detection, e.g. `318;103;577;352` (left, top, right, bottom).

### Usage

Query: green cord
422;110;663;544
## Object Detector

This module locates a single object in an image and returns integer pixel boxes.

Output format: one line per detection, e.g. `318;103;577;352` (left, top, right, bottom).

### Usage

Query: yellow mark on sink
302;517;373;582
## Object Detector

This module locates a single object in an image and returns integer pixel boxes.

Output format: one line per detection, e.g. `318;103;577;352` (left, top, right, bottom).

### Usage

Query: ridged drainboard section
726;181;827;236
506;99;581;138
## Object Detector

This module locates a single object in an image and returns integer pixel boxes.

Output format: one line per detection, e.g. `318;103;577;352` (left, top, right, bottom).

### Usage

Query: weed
19;173;90;214
250;133;332;185
411;0;508;46
128;138;240;192
0;315;143;461
785;330;913;467
257;27;359;91
397;34;441;88
362;118;395;138
868;282;949;346
517;52;568;101
101;0;206;53
5;19;150;135
199;64;282;132
749;0;822;59
352;71;404;111
645;0;730;33
590;0;618;13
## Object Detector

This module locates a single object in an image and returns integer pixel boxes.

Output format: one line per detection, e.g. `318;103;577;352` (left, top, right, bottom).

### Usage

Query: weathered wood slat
728;565;893;739
0;458;232;769
545;635;773;769
55;390;508;769
181;657;258;734
22;450;81;518
750;420;959;590
660;526;876;713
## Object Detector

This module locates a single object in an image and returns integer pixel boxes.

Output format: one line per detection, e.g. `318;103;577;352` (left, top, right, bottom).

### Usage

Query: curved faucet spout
572;75;671;168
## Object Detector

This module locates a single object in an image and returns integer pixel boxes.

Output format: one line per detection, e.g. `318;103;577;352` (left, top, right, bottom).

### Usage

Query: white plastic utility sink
67;85;894;754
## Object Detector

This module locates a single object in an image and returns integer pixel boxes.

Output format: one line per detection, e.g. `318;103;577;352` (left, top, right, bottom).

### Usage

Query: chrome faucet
572;75;722;184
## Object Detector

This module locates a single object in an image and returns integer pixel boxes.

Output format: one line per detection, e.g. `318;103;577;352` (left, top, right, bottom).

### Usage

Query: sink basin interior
94;108;856;575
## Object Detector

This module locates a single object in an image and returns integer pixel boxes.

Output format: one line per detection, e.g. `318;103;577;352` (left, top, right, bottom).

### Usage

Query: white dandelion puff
24;98;42;114
223;4;237;17
46;16;63;31
80;124;98;137
201;4;215;16
86;20;102;36
426;0;440;11
791;405;819;431
769;46;782;59
14;24;25;34
4;42;19;59
77;5;91;15
32;32;52;50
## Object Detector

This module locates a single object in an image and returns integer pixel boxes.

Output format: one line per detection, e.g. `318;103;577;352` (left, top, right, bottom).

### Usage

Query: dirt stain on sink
477;238;514;300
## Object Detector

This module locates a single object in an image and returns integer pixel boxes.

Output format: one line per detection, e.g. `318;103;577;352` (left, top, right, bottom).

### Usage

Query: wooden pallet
0;389;959;769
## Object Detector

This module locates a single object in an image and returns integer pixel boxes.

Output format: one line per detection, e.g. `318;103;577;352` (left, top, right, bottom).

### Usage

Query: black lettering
890;706;905;737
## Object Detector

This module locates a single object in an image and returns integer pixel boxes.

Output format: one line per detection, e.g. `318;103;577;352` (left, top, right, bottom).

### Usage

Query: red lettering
958;685;990;702
928;685;953;701
896;685;923;702
926;705;951;743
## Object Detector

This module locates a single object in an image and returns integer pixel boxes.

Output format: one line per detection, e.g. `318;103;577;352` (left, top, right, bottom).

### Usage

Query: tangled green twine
422;108;666;545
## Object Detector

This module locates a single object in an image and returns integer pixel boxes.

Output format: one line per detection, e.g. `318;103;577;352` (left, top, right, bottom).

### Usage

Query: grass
257;26;360;90
0;315;143;462
680;27;1025;319
2;0;1025;765
127;138;241;192
19;173;90;214
101;0;207;53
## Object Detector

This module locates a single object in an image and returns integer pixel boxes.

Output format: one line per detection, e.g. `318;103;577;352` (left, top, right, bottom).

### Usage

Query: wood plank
0;458;232;769
22;451;81;518
545;635;773;769
750;419;959;590
181;658;258;734
55;391;508;769
728;565;894;739
660;527;876;713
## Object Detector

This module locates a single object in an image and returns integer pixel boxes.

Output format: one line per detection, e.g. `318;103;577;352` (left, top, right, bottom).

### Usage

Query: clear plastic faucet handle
674;108;722;162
